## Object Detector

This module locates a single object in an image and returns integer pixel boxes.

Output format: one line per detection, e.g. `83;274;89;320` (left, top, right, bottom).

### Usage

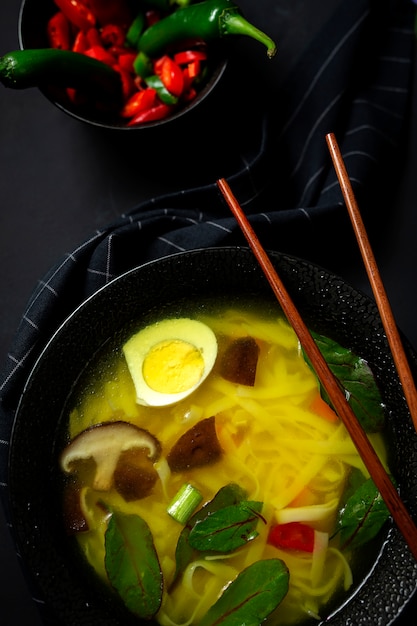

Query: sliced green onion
167;483;203;524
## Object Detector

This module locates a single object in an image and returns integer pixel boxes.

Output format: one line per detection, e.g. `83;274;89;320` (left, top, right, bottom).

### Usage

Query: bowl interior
9;247;417;624
17;0;228;130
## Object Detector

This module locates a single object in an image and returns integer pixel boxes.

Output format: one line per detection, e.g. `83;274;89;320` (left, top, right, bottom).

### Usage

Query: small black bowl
8;247;417;625
17;0;228;130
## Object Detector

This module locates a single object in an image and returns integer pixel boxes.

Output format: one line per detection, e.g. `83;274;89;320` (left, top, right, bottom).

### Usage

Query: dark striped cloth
0;0;415;619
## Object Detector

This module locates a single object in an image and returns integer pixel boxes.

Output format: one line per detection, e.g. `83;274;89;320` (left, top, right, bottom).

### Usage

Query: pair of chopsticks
216;133;417;562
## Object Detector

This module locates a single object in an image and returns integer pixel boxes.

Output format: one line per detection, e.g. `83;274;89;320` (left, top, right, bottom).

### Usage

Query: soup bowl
8;247;417;625
16;0;228;130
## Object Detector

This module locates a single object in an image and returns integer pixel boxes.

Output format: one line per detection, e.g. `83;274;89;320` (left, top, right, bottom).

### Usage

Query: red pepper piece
127;102;172;126
47;11;71;50
72;29;89;53
268;522;315;553
86;27;102;48
182;67;192;92
120;88;157;118
114;66;136;101
182;86;197;102
66;86;88;106
54;0;96;32
160;56;184;98
100;24;125;48
153;54;168;76
187;60;201;79
174;50;208;65
108;45;128;58
116;51;137;73
84;45;116;67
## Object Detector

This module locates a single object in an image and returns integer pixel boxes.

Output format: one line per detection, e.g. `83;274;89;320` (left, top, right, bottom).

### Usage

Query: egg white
122;318;218;407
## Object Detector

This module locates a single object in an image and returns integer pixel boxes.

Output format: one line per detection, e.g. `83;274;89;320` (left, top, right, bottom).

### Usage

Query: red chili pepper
153;54;167;76
84;45;115;67
54;0;96;32
160;56;184;98
182;86;197;102
66;86;88;106
116;51;137;72
268;522;315;553
86;27;102;48
120;87;157;118
127;102;172;126
174;50;208;65
72;29;88;53
187;60;201;79
108;45;127;57
47;11;71;50
100;24;125;48
182;67;192;92
114;66;136;100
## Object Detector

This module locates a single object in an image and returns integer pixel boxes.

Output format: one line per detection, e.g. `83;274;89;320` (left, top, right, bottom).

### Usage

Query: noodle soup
59;299;389;626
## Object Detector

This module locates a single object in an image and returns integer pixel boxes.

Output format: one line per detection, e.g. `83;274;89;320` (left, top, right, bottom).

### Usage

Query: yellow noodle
276;498;340;525
202;394;238;417
310;530;329;588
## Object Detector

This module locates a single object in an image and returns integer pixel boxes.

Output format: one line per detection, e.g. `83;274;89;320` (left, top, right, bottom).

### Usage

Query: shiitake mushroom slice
167;416;222;472
220;336;259;386
114;448;160;502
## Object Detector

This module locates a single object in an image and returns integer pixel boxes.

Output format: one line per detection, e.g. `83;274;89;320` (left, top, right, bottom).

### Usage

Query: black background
1;0;417;624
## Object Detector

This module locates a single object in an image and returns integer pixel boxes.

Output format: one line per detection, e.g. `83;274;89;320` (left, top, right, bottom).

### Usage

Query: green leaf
188;501;263;552
199;559;289;626
305;332;385;432
104;510;163;620
172;483;247;585
337;476;391;549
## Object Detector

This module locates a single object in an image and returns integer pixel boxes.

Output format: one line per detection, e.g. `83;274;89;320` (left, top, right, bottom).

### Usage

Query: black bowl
17;0;228;130
8;247;417;625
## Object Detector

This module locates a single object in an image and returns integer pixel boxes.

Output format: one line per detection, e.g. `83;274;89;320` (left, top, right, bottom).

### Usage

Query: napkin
0;0;415;622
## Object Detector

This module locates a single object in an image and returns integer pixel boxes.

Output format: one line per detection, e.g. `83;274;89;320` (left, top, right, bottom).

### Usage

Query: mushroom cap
60;421;161;491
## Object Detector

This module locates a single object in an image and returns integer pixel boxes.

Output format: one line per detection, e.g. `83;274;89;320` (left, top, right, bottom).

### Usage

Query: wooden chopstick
326;132;417;434
216;176;417;562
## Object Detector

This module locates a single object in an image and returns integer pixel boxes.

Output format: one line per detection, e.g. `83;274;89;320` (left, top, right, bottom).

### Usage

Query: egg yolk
142;339;205;394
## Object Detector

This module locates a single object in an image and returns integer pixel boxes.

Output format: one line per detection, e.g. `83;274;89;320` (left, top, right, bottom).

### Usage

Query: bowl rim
8;246;417;625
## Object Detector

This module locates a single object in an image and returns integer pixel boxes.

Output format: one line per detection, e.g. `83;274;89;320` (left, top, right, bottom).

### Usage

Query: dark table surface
1;0;417;624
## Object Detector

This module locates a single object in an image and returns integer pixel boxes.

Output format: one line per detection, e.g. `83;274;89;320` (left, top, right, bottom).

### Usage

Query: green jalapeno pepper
0;48;122;102
125;12;146;49
138;0;277;59
133;50;153;78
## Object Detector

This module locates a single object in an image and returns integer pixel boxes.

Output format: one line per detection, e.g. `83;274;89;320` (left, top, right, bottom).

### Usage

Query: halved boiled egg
122;318;218;407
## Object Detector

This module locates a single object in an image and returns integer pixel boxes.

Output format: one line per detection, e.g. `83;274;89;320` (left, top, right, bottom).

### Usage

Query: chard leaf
188;501;263;552
172;483;247;585
199;559;289;626
337;477;391;549
304;332;385;432
104;510;163;619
